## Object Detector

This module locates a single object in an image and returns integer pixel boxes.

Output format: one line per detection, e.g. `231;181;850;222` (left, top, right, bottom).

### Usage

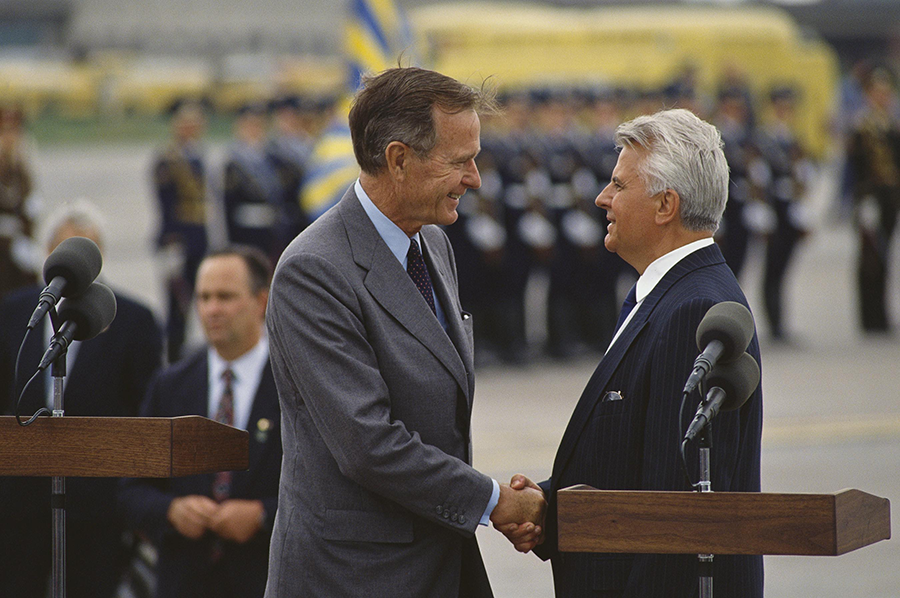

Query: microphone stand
50;352;67;598
697;423;713;598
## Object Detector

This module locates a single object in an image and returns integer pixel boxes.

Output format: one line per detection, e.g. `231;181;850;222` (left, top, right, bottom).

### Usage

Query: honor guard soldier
847;67;900;333
756;87;814;341
223;103;283;262
153;101;209;360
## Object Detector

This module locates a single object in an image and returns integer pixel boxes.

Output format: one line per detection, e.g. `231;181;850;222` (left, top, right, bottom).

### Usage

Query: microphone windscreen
56;282;117;341
42;237;103;297
706;352;760;412
695;301;755;362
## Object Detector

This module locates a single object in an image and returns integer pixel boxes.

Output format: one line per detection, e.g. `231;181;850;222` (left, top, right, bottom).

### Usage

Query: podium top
557;485;891;556
0;415;249;478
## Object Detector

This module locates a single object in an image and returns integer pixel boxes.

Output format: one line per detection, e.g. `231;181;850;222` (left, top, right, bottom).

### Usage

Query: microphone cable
679;382;704;491
13;324;51;426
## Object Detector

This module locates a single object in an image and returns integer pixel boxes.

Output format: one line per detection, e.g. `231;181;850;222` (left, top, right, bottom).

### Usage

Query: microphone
682;301;755;396
27;237;103;330
38;282;117;371
683;352;760;442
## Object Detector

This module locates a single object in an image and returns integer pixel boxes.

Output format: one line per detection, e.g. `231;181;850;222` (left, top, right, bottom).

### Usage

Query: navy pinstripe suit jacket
535;243;764;598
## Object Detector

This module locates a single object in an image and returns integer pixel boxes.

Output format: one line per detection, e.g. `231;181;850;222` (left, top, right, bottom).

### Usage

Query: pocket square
602;391;625;402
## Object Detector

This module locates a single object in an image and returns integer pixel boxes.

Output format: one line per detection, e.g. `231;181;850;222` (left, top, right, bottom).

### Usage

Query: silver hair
614;108;729;232
39;198;106;254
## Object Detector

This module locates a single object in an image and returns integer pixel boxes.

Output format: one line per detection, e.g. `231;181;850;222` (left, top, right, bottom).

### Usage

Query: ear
384;141;411;182
656;188;680;226
256;290;269;318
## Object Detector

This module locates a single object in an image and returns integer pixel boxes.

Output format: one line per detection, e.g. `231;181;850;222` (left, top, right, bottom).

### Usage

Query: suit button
450;513;458;522
443;510;451;519
458;515;466;524
436;506;443;514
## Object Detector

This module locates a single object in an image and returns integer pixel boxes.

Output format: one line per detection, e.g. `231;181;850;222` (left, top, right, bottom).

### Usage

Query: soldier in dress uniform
0;105;39;298
714;86;771;279
757;87;815;341
533;88;601;358
152;100;208;361
847;67;900;333
267;95;313;252
222;103;284;262
575;88;630;350
493;91;545;363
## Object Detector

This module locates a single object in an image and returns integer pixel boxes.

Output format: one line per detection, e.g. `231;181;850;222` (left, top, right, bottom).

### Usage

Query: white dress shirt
607;237;715;352
207;335;269;431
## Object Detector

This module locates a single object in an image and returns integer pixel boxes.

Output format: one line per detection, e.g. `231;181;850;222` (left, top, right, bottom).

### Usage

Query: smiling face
595;144;661;272
392;108;482;235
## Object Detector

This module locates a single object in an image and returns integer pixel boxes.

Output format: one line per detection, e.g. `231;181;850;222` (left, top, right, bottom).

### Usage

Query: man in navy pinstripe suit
498;109;764;597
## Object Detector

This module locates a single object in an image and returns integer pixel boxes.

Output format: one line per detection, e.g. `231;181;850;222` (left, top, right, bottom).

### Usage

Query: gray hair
40;198;107;254
614;108;729;232
349;67;498;175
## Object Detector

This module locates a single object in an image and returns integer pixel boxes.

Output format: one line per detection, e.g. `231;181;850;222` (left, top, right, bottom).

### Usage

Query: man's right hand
490;473;546;553
167;495;218;539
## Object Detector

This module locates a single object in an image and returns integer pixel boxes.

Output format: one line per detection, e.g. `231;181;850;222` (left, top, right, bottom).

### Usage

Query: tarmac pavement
35;143;899;597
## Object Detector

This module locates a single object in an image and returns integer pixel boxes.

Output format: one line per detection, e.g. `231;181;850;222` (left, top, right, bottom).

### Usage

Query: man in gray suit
264;67;545;597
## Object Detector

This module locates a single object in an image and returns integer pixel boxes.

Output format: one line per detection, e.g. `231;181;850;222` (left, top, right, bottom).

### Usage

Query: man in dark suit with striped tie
497;108;764;597
118;246;282;598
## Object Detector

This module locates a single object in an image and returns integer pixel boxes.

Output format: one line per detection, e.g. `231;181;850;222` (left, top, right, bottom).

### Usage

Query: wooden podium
557;485;891;556
0;415;249;477
1;414;249;598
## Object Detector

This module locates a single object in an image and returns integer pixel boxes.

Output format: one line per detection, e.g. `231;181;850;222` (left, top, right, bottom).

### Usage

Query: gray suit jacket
265;187;494;598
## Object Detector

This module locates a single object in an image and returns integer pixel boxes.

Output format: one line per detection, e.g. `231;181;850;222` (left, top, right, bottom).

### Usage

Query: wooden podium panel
557;485;891;556
0;415;248;478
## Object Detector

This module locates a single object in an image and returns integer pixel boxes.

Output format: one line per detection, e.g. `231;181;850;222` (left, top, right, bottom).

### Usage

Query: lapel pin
255;418;271;442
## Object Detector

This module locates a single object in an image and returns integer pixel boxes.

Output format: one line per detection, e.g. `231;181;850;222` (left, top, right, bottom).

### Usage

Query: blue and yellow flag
301;0;418;221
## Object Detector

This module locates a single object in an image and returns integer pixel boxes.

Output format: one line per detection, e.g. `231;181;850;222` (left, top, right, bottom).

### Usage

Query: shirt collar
635;237;715;303
355;179;420;267
208;333;269;383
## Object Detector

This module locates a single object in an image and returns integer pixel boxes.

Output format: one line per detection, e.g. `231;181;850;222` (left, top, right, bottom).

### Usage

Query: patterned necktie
407;238;436;314
212;367;235;502
615;284;638;332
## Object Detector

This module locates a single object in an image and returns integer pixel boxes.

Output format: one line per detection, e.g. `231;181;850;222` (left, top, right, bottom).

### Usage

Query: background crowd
3;59;900;368
8;59;893;365
1;35;900;598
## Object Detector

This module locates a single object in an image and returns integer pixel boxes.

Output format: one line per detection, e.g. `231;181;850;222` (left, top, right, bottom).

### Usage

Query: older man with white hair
0;200;163;598
498;109;764;598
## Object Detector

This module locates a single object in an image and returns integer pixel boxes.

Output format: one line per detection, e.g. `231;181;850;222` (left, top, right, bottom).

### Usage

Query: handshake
488;474;547;553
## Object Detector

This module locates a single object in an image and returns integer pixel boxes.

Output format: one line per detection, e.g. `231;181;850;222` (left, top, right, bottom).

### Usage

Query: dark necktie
615;284;638;332
407;238;436;314
212;367;235;502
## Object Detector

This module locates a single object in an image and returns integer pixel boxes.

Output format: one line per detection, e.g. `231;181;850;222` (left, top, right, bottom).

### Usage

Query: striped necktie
212;367;235;502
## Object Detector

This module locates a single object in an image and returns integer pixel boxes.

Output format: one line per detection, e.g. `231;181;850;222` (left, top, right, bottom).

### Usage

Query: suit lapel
420;229;474;397
550;309;648;486
551;244;726;488
247;363;278;473
233;361;278;491
339;191;470;400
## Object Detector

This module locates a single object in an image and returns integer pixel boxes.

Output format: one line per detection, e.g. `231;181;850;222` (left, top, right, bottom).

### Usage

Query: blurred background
2;0;899;597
